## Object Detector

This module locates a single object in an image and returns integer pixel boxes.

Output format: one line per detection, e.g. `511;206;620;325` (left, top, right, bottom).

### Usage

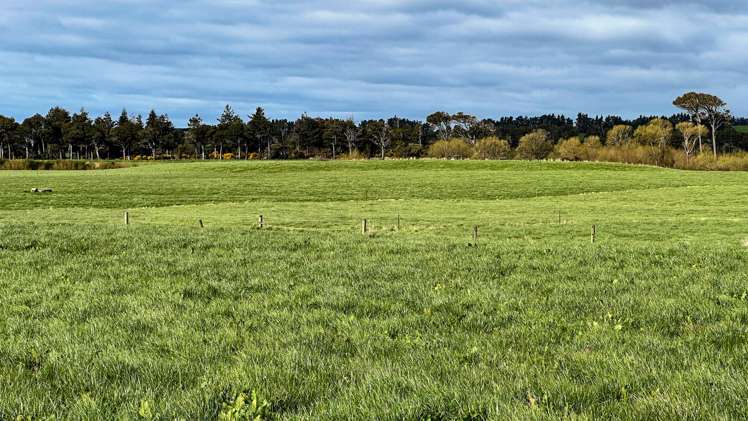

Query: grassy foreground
0;160;747;419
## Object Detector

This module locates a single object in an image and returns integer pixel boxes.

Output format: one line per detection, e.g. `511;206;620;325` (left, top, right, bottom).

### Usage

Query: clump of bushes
473;137;512;160
594;145;659;166
674;151;748;171
427;139;473;159
0;160;123;170
516;130;553;160
555;136;602;161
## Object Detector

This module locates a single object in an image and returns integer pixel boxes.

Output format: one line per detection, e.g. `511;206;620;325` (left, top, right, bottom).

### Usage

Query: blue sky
1;0;746;125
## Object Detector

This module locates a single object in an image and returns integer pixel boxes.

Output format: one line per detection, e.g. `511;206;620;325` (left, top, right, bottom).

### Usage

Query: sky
1;0;746;125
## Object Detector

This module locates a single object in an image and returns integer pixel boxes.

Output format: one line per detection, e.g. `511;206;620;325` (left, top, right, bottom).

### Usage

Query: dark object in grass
30;187;53;193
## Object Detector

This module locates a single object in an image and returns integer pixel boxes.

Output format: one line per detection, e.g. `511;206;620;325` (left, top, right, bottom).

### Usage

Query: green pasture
0;160;746;419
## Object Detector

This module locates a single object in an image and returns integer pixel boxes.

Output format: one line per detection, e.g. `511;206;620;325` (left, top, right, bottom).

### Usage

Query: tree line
0;92;744;161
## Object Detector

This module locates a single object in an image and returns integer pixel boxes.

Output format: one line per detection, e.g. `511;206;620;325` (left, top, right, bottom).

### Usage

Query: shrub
339;150;367;160
595;145;659;166
675;151;748;171
427;139;473;159
556;137;586;161
473;137;512;160
516;130;553;160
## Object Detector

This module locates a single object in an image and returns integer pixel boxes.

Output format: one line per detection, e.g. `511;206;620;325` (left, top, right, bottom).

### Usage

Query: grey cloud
0;0;746;124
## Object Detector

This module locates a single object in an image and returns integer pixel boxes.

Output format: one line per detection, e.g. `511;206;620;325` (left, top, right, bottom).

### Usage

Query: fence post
124;211;129;225
397;213;400;231
258;215;264;228
473;225;479;245
362;219;368;234
199;219;204;228
591;225;596;243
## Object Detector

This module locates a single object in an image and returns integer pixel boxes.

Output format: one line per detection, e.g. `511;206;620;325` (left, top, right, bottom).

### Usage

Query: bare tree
344;128;357;154
676;122;706;161
344;118;358;155
373;121;390;160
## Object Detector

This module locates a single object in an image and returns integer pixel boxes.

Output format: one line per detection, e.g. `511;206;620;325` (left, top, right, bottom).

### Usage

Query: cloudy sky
1;0;746;125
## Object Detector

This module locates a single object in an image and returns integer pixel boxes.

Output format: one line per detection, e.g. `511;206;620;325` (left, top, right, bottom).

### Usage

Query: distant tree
426;112;453;140
673;92;706;154
187;115;209;159
92;112;115;160
64;109;94;159
112;109;141;160
575;113;595;135
142;110;164;159
269;119;292;159
451;112;478;142
43;107;71;159
247;107;271;159
556;136;585;161
606;125;633;146
21;114;45;159
322;118;345;159
469;119;497;141
294;114;322;157
635;118;673;165
372;121;390;159
216;105;244;159
516;129;553;160
473;137;511;160
699;94;730;157
343;118;359;155
676;122;708;160
0;115;19;160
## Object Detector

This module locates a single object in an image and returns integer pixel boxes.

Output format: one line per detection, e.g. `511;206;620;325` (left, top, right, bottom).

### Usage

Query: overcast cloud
1;0;746;124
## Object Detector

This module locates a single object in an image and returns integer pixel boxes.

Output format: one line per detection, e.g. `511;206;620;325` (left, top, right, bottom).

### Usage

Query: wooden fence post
591;225;596;243
199;219;204;228
124;211;129;225
397;214;400;231
473;225;479;245
258;215;264;228
362;219;368;234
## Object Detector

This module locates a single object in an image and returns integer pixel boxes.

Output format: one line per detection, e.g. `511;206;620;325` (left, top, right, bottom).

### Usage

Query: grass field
735;125;748;134
1;160;747;419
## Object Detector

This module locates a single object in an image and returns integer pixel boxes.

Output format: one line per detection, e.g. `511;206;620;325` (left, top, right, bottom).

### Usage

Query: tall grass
0;159;124;170
567;145;748;171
